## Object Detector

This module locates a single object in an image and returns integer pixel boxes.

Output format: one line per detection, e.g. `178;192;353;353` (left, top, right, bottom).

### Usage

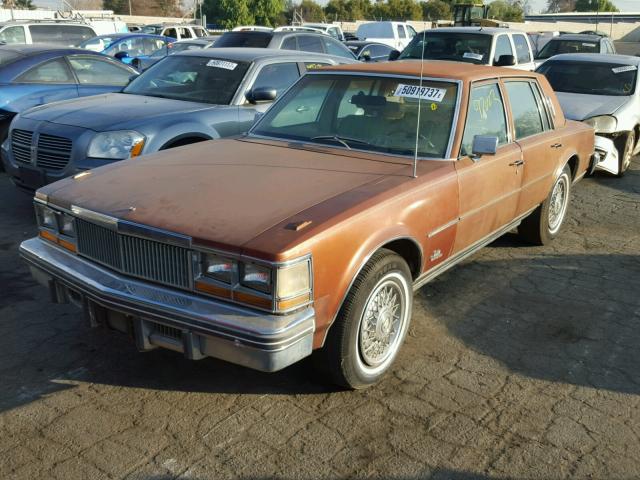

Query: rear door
454;81;524;252
502;79;558;215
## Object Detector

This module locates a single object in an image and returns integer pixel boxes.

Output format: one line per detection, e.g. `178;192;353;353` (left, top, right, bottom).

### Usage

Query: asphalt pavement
1;157;639;479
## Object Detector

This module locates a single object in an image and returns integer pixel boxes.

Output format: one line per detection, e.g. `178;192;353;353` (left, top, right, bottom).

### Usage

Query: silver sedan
537;53;640;177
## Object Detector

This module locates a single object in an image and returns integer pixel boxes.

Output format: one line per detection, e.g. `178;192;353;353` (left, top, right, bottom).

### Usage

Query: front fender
143;121;218;152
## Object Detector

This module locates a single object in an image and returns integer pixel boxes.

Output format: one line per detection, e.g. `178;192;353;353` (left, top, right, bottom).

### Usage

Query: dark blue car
78;33;174;65
0;44;137;142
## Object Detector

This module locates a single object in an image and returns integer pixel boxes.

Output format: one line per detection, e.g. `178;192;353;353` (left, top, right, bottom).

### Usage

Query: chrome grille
11;129;33;165
37;133;72;171
76;218;192;289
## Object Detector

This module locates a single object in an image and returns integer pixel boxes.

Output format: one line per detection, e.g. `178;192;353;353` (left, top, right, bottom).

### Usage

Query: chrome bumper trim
20;237;315;372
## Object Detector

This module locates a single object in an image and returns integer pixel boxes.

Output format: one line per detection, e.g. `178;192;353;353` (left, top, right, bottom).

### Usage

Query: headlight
583;115;617;134
241;263;272;293
194;253;312;313
34;202;77;252
87;130;145;160
202;253;235;284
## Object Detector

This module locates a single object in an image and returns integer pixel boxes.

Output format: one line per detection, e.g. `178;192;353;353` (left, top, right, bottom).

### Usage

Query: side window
0;26;26;44
322;37;352;58
141;38;165;55
512;34;532;63
296;35;324;53
16;58;75;83
281;36;297;50
60;26;94;45
530;81;553;130
68;56;132;86
179;28;192;39
494;35;513;64
461;83;508;156
398;25;406;39
407;25;417;38
370;45;391;59
505;81;545;139
165;28;177;39
250;62;300;100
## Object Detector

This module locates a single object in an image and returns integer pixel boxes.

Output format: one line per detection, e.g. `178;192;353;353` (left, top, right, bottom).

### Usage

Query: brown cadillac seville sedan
20;61;596;388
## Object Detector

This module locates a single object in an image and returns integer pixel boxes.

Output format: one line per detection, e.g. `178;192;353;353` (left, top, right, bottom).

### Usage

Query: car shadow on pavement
418;253;640;396
591;156;640;196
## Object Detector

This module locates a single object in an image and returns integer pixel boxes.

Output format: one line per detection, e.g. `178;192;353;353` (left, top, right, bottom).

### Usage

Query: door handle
550;143;563;149
509;159;525;167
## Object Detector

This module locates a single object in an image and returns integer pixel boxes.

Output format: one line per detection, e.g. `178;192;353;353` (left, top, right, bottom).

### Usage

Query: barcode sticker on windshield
394;84;447;102
206;59;237;70
612;65;637;74
463;52;484;60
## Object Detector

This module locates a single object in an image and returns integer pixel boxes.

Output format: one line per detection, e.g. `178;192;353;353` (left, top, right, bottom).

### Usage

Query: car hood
20;93;215;130
555;92;629;121
42;138;410;254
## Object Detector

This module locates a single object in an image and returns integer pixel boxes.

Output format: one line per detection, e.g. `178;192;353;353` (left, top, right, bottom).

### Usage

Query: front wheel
518;164;571;246
616;130;635;177
314;249;413;389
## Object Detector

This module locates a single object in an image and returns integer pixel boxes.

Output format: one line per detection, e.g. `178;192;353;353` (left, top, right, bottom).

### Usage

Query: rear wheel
518;164;571;246
616;130;635;177
314;249;413;389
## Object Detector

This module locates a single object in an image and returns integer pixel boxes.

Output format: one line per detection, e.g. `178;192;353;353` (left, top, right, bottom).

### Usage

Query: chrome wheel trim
356;271;411;376
548;173;569;234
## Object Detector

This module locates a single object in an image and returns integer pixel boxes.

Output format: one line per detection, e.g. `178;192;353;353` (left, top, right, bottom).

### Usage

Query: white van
0;21;97;46
356;21;417;50
140;24;208;40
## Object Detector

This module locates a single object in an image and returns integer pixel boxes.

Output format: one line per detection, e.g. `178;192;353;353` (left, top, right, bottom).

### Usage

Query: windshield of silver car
123;56;250;104
538;61;637;96
252;74;458;158
399;33;492;64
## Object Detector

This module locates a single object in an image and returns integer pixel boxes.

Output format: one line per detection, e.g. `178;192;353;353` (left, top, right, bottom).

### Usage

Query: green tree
422;0;452;20
203;0;255;28
545;0;575;13
575;0;619;12
103;0;129;14
253;0;286;26
386;0;422;20
488;0;524;21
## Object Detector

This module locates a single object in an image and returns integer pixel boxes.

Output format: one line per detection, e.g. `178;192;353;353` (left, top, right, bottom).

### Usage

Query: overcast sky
523;0;638;13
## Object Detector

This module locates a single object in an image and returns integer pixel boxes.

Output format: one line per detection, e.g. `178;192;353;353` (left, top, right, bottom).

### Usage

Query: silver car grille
11;129;33;165
11;130;72;171
76;218;192;290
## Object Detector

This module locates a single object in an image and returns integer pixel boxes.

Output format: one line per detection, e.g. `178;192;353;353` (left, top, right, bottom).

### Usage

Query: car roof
175;47;344;62
92;33;167;39
0;44;94;55
421;27;519;35
345;41;390;47
545;53;640;64
553;34;602;41
320;59;541;82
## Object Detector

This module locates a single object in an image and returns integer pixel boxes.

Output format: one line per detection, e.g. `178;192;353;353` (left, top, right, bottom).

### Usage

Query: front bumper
19;238;315;372
593;135;620;175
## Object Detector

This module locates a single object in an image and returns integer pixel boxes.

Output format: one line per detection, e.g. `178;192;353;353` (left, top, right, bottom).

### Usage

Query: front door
454;81;524;253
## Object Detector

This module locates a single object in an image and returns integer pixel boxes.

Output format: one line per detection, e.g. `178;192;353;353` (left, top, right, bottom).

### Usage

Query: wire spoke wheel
548;174;569;234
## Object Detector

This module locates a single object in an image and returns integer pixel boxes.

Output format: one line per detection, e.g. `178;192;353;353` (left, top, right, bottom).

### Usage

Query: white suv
140;24;208;41
0;21;97;46
356;21;417;51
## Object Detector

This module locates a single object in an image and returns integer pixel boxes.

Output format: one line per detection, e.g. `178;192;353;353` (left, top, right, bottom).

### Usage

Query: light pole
128;0;132;16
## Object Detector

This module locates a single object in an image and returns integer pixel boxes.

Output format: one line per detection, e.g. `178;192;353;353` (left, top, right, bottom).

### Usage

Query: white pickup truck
356;21;417;51
395;27;536;71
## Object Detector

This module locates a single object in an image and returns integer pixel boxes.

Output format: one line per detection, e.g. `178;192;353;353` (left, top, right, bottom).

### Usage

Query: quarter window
398;25;406;39
512;34;531;63
68;56;132;85
16;58;74;83
296;35;324;53
505;81;544;139
461;83;508;156
282;36;297;50
494;35;513;64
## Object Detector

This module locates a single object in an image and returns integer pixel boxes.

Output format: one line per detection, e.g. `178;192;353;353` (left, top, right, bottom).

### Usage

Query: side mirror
471;135;498;160
494;54;516;67
246;87;277;104
114;51;129;60
388;49;401;61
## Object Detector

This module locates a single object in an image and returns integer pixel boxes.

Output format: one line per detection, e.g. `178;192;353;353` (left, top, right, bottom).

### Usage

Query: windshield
400;32;492;65
123;56;250;104
536;39;599;59
538;61;637;96
141;25;163;35
215;31;273;48
80;36;119;52
252;74;458;158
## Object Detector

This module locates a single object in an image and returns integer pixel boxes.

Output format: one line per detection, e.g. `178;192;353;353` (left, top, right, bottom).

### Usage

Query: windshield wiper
310;135;372;150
